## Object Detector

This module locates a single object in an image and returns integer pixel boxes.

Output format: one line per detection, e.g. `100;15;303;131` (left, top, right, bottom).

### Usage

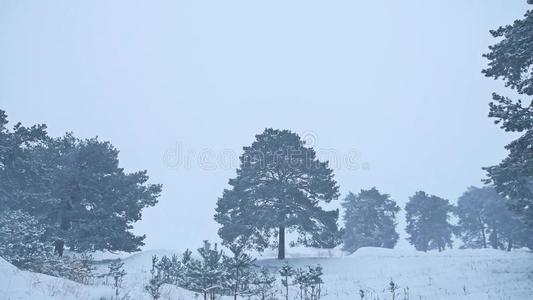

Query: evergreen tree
107;259;127;297
0;209;54;272
482;10;533;228
457;186;531;250
223;244;257;300
0;110;162;255
405;191;454;252
0;110;48;216
215;128;341;259
293;265;325;300
184;241;226;300
279;261;295;300
251;267;277;300
33;135;162;255
341;188;400;253
145;255;165;300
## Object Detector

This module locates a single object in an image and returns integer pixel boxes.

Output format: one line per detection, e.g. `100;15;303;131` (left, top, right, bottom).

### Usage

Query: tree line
214;9;533;257
214;128;533;256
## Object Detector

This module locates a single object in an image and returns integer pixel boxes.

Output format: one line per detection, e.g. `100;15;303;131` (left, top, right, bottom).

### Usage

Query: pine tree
293;265;325;300
145;255;165;300
215;128;341;259
279;261;295;300
251;267;277;300
405;191;455;252
40;135;162;255
457;186;532;250
341;188;400;253
482;10;533;229
223;244;256;300
184;241;226;300
0;209;55;272
306;265;324;300
0;110;162;256
108;259;127;297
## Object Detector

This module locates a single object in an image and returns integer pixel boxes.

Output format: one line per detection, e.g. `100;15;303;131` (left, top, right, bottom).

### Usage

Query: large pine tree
405;191;455;252
215;128;341;259
341;188;400;253
0;110;162;255
38;135;162;254
483;10;533;227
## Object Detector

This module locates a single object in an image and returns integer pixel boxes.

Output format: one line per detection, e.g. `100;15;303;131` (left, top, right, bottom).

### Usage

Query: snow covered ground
1;247;532;300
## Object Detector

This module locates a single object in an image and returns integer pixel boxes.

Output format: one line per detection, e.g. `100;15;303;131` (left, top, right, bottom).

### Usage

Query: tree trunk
54;240;65;257
479;217;487;248
278;226;285;260
507;239;513;251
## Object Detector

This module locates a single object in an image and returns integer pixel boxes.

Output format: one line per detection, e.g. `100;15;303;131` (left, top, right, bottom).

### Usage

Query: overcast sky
0;1;529;251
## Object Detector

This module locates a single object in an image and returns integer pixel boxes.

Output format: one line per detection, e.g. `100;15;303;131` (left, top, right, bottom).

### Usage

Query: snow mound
0;256;112;300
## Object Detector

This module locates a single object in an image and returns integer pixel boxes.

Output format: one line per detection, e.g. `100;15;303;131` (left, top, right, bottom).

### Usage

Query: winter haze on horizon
0;0;528;251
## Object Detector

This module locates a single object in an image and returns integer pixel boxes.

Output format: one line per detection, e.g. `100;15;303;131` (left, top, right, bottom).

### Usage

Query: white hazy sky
0;1;529;251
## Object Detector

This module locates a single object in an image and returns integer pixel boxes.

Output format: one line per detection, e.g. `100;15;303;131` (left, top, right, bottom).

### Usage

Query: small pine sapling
251;267;277;300
108;259;127;297
388;279;400;300
145;255;164;300
279;261;295;300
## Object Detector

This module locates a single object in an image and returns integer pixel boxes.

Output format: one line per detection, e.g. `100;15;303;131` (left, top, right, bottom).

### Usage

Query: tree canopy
215;128;341;259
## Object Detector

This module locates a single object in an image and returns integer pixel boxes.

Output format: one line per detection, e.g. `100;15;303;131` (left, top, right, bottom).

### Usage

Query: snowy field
1;247;532;300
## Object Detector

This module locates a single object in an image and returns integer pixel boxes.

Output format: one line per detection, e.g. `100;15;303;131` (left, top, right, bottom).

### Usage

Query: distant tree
405;191;454;252
215;128;341;259
482;10;533;228
457;186;531;250
341;188;400;253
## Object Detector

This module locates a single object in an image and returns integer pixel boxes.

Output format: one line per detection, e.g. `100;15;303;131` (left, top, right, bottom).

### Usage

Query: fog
0;0;527;250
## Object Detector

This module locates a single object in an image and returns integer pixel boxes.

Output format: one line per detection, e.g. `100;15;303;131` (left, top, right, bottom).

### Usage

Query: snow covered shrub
0;209;55;272
222;245;257;299
107;259;127;297
279;261;295;300
250;267;277;300
145;255;165;300
294;265;325;300
182;241;226;300
388;279;400;300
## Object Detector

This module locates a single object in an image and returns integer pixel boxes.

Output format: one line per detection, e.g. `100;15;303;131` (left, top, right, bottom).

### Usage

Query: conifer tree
223;244;256;300
457;186;532;250
145;255;164;300
108;259;127;297
251;267;277;300
405;191;455;252
0;110;162;256
341;188;400;253
482;10;533;228
279;261;295;300
184;241;226;300
0;209;54;272
215;128;341;259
